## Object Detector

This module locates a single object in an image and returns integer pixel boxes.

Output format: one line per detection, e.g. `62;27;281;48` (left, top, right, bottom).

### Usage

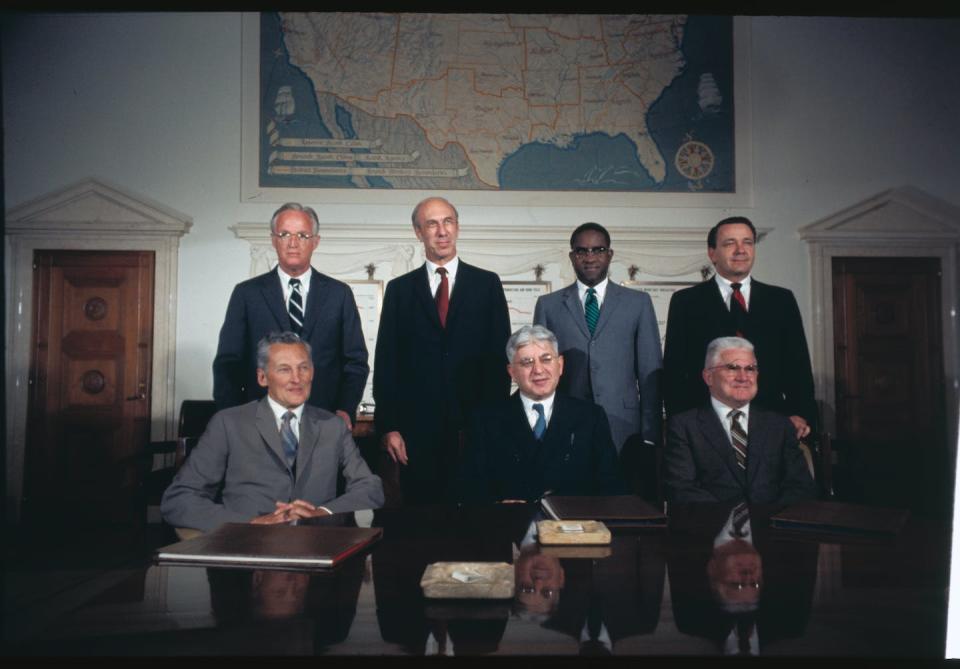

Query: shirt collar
520;391;555;418
426;255;459;280
711;395;750;426
577;276;608;302
277;265;312;292
266;395;305;425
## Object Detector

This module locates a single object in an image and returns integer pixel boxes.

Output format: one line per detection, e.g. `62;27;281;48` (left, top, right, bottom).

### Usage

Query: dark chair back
179;400;218;439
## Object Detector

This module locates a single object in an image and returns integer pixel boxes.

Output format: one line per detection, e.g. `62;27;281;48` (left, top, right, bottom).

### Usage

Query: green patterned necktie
584;288;600;335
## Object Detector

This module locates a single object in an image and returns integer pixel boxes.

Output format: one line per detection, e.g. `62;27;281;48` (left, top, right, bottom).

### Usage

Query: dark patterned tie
730;282;747;337
281;410;298;470
584;287;599;335
532;403;546;440
435;267;449;328
731;502;750;537
288;278;304;335
728;409;748;470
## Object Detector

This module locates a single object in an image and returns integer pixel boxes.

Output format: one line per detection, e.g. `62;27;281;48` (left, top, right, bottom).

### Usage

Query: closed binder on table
155;523;382;570
770;500;909;537
540;495;666;528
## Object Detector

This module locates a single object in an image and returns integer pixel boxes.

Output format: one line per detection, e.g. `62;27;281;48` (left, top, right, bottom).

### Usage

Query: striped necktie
288;278;304;334
730;282;747;337
584;288;599;335
281;410;298;470
728;409;748;470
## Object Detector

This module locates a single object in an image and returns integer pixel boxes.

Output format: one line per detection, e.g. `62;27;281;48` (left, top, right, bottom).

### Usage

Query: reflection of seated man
708;503;762;655
162;332;383;532
663;336;816;505
459;325;626;503
512;521;566;620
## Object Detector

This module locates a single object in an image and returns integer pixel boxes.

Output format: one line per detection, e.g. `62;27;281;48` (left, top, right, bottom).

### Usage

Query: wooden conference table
4;503;949;657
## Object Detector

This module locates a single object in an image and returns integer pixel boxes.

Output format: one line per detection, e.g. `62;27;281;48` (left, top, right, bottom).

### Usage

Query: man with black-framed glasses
213;202;368;426
663;336;816;505
533;222;663;461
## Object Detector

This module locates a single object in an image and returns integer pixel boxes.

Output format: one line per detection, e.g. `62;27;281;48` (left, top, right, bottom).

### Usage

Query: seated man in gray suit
663;336;815;506
459;324;626;503
162;332;383;532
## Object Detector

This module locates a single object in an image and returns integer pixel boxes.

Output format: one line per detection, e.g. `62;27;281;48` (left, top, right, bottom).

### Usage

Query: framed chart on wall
503;281;552;335
346;279;383;411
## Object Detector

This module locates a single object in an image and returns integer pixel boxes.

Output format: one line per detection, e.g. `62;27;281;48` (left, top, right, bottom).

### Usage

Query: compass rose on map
674;140;715;180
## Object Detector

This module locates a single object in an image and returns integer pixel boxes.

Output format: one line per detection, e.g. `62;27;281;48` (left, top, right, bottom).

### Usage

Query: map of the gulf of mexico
259;12;733;192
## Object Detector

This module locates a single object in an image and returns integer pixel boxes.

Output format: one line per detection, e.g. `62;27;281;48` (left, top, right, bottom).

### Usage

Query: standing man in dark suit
213;203;369;428
374;196;511;504
663;216;817;439
663;336;816;505
459;325;626;504
533;223;662;454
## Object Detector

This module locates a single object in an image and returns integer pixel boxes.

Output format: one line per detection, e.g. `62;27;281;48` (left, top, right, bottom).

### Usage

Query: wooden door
832;257;948;515
23;251;154;529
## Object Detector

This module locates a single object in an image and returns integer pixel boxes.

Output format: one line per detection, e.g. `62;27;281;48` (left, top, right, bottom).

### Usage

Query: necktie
435;267;449;328
280;410;298;469
288;278;304;335
584;287;599;335
532;403;546;440
729;409;748;470
731;502;750;537
730;282;747;337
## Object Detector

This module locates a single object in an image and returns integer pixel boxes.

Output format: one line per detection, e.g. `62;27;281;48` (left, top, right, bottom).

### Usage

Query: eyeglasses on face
515;354;556;369
272;231;317;242
572;246;609;258
708;363;759;375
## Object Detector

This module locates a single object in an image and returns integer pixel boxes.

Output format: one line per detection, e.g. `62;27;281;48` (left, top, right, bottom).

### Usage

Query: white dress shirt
576;277;609;311
714;273;752;311
520;392;555;431
711;396;750;446
426;256;459;297
278;265;312;313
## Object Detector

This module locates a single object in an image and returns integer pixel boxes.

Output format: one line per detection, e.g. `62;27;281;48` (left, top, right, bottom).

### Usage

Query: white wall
4;13;960;415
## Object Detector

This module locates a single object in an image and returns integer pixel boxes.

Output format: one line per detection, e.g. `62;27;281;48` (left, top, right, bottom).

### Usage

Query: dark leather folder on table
155;523;382;570
770;500;909;537
540;495;667;528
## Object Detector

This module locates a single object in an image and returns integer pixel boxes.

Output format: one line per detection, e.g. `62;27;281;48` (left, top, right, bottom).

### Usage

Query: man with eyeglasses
533;223;662;459
459;325;626;503
663;336;815;505
213;203;368;427
663;216;817;439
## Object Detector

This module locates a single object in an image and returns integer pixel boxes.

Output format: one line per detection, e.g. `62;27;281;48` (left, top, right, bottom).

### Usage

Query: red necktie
435;267;449;328
730;282;747;337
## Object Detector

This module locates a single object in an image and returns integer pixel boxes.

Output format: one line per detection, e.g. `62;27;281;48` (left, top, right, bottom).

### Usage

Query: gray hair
506;324;559;362
256;332;313;371
270;202;320;235
704;336;755;369
410;196;459;228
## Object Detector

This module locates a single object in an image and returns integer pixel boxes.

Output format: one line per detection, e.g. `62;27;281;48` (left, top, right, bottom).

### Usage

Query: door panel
24;251;154;528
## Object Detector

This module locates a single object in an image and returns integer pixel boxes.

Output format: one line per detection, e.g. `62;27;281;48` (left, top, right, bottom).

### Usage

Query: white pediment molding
6;177;193;235
798;185;960;243
798;185;959;446
5;178;192;521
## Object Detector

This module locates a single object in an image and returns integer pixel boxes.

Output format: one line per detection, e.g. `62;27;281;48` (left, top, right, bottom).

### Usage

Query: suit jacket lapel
299;268;328;340
592;281;619;337
415;263;443;330
562;284;591;339
261;269;292;331
293;409;318;488
745;407;769;489
256;398;289;471
697;406;746;487
537;395;575;473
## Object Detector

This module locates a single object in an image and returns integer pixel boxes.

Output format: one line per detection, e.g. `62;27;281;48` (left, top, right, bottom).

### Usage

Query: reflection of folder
541;495;667;528
155;523;382;570
770;500;909;536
